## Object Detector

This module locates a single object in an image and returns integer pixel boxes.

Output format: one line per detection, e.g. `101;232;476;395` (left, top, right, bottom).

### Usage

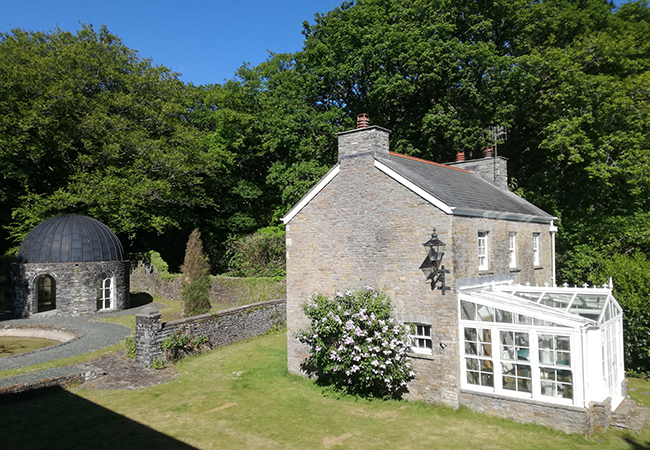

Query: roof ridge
388;152;473;173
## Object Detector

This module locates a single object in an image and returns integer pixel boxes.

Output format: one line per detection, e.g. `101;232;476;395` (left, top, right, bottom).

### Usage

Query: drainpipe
549;220;558;287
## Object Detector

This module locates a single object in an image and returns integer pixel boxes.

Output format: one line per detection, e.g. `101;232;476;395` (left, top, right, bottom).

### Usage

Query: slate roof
17;214;124;264
375;152;556;222
282;150;556;224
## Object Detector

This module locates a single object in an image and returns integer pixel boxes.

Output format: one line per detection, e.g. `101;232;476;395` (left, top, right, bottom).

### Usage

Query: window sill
534;266;544;270
509;268;521;273
478;270;494;276
407;352;435;361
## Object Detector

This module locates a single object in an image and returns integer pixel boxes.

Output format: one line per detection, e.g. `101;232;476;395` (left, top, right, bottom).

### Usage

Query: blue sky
1;0;630;86
0;0;344;86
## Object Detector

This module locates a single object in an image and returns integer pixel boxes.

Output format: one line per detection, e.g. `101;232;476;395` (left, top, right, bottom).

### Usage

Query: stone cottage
12;214;130;317
282;118;624;433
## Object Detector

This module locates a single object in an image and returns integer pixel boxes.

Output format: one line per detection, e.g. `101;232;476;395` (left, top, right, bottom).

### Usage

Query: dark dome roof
17;215;124;263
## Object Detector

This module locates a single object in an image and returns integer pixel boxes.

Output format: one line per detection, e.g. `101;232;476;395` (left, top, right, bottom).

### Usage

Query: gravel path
0;303;166;389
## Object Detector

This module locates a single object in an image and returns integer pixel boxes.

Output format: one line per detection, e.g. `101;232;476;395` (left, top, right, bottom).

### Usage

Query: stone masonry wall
11;260;130;317
286;126;557;412
136;299;286;367
448;156;509;190
337;125;390;160
459;390;601;434
129;265;285;305
286;127;461;408
451;216;553;286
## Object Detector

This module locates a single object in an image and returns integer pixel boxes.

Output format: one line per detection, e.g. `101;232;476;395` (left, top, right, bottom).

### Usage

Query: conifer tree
181;229;212;316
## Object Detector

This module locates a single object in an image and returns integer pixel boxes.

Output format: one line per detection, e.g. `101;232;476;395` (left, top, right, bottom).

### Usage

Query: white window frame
97;273;114;310
508;232;517;269
533;233;540;266
538;333;573;400
463;326;494;388
409;324;433;355
459;299;578;406
478;231;489;271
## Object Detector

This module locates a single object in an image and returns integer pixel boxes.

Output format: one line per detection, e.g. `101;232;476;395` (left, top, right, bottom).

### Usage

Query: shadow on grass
622;436;650;450
1;386;196;450
129;292;154;309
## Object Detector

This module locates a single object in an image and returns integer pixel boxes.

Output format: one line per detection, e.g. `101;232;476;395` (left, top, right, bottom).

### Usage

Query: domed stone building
11;214;130;317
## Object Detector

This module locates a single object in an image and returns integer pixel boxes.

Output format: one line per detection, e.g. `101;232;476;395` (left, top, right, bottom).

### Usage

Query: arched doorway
36;275;56;312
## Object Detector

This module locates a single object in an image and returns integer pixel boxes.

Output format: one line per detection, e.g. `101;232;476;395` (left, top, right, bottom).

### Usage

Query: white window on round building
97;272;114;310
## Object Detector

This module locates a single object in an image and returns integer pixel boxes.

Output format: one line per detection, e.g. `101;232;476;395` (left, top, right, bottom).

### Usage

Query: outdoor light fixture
420;228;450;294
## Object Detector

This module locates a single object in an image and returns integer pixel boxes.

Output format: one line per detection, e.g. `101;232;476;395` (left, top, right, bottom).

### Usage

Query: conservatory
458;281;624;411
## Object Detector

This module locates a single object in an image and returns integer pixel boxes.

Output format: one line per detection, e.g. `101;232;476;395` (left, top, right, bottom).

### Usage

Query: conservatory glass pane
539;294;556;307
519;377;532;393
477;305;495;322
603;301;612;322
532;318;568;328
569;294;608;320
461;301;476;320
512;291;542;302
496;309;512;323
515;314;532;325
481;373;494;387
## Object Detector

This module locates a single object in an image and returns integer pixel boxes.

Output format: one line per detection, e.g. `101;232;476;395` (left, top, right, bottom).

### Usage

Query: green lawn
2;331;649;450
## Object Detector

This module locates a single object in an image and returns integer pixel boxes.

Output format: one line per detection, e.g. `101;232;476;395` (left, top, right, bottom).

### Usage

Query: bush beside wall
135;299;286;367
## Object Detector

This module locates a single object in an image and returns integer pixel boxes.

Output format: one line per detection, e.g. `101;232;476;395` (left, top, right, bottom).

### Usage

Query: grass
0;342;125;379
627;377;650;407
0;337;59;356
0;294;264;379
3;331;649;449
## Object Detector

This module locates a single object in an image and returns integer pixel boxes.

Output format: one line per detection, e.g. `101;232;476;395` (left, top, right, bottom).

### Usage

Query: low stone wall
135;299;286;367
130;264;285;306
0;366;104;396
459;390;612;434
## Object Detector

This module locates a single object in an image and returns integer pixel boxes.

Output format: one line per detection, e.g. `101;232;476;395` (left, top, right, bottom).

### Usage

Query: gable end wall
286;153;461;407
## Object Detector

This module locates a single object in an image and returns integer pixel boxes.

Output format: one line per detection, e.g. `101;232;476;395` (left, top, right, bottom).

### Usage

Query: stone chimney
337;114;390;163
448;153;509;191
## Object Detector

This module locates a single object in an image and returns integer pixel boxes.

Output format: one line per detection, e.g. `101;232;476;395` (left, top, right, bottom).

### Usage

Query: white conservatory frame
458;281;624;411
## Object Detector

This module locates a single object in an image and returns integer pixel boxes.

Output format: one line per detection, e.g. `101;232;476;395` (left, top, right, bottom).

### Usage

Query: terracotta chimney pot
485;146;494;158
357;113;369;129
456;151;465;162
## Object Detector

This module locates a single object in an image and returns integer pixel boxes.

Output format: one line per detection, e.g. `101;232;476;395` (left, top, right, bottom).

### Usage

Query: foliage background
1;1;650;368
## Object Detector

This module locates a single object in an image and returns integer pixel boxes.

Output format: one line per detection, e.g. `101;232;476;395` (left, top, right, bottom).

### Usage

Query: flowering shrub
296;287;415;399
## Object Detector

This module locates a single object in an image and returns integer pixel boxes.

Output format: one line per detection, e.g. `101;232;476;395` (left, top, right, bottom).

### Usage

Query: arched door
36;275;56;312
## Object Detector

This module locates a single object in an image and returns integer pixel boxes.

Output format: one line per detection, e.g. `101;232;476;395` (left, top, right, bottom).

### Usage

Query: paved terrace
0;303;165;390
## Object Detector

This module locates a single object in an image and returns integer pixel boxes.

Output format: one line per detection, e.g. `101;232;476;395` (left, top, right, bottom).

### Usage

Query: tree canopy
1;1;649;291
0;25;222;265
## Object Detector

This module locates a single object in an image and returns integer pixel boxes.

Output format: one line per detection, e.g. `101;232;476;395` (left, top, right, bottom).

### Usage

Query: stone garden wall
459;390;612;434
135;299;286;367
130;263;285;306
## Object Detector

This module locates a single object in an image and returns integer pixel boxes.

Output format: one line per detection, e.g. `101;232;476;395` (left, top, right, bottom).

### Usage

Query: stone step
626;406;650;433
611;398;637;429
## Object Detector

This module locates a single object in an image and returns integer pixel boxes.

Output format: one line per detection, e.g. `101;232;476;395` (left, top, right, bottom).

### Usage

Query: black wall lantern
420;228;451;294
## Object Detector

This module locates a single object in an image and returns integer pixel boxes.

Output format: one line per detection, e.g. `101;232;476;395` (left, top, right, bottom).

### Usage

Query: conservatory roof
459;283;622;327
